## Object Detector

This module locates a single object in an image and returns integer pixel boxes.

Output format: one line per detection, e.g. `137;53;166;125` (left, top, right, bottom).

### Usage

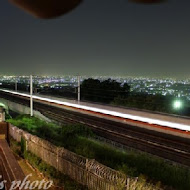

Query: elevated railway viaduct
0;90;190;167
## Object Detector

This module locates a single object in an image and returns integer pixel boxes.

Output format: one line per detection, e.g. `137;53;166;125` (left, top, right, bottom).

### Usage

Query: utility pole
78;75;80;101
30;75;33;117
15;80;17;91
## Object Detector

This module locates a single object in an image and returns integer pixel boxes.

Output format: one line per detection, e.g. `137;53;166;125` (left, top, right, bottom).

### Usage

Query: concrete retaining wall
0;98;51;122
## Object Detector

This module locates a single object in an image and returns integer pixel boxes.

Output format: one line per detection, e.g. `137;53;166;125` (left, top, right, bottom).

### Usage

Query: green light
0;102;6;108
173;100;182;109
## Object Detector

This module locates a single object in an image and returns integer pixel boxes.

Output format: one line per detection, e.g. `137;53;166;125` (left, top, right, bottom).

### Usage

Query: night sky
0;0;190;78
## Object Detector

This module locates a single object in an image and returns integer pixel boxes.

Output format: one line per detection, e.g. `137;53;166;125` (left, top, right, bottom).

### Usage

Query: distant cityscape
0;75;190;100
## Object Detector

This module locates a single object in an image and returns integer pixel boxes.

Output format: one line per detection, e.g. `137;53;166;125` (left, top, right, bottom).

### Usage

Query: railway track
36;105;190;166
38;106;190;151
1;91;190;166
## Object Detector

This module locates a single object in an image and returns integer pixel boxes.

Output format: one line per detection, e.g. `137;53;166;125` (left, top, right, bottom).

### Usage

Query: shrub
8;115;190;190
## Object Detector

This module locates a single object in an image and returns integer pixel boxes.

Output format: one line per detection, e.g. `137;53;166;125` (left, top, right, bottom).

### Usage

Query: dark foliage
113;93;190;116
8;115;190;190
81;78;130;103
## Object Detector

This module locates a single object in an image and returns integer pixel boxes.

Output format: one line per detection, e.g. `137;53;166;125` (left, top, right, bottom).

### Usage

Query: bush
24;151;87;190
8;115;190;190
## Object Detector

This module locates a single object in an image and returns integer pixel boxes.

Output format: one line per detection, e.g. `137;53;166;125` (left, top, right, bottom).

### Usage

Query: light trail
1;89;190;132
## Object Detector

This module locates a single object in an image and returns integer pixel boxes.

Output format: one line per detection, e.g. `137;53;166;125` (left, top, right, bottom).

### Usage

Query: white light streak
1;89;190;132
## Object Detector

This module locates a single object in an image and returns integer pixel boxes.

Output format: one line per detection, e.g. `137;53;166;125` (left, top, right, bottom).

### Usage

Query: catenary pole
15;80;17;91
30;75;33;117
78;75;80;101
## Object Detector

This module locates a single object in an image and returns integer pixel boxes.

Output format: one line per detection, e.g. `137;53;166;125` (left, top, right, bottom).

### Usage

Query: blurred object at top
9;0;83;19
129;0;167;4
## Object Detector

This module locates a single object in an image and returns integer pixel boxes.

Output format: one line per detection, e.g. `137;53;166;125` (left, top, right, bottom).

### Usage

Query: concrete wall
0;98;51;122
0;122;8;140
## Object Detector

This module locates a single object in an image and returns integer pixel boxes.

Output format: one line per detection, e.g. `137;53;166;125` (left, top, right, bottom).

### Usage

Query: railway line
36;104;190;166
0;91;190;166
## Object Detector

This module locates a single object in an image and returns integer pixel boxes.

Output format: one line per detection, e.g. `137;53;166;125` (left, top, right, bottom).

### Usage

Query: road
0;139;25;190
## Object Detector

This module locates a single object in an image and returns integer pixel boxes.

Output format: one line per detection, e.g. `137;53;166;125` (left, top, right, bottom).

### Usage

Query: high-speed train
1;89;190;137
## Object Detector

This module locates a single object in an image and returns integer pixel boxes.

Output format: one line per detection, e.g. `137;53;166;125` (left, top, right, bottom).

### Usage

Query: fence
9;124;127;190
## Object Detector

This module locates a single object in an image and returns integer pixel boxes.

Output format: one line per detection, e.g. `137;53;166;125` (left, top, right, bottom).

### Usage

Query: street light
173;100;183;110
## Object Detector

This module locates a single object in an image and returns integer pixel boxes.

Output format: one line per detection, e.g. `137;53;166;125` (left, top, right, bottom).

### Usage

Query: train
1;89;190;136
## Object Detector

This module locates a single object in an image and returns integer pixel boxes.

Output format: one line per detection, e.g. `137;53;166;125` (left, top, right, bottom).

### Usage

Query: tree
81;78;130;103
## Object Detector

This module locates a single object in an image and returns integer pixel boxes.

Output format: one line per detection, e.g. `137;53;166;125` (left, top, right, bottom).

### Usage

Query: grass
7;115;190;190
